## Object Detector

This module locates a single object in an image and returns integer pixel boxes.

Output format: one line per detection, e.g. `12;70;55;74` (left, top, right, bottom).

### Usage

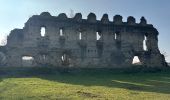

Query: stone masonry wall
0;12;167;68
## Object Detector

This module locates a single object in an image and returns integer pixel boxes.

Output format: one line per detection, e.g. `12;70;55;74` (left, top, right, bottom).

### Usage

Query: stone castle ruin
0;12;167;68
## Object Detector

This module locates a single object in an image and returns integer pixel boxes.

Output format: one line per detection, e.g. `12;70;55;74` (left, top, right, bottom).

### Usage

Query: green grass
0;67;170;100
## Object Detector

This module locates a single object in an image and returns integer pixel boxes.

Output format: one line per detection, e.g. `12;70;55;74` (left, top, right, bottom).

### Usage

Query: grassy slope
0;67;170;100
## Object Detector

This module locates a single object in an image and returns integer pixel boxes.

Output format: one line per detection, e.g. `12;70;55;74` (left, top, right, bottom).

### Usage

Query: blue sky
0;0;170;62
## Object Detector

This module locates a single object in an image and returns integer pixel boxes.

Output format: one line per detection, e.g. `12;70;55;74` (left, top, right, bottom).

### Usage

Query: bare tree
161;50;168;58
0;35;7;46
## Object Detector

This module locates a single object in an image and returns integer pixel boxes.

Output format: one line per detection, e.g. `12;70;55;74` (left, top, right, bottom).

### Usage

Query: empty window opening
61;54;70;65
143;35;148;51
114;32;120;40
79;32;82;40
22;56;34;67
61;54;65;61
60;28;63;36
132;56;141;65
22;56;34;61
96;32;101;40
40;27;46;37
114;33;117;40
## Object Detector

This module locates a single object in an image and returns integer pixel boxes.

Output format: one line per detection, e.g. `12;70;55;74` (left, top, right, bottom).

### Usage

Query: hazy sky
0;0;170;62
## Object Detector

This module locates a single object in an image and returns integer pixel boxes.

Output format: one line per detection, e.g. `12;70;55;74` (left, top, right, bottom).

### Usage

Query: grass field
0;67;170;100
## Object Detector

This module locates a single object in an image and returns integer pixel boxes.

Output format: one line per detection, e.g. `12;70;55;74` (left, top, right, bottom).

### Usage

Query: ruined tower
0;12;167;68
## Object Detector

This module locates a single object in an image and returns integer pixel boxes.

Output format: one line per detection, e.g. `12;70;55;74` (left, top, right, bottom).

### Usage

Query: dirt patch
77;91;99;98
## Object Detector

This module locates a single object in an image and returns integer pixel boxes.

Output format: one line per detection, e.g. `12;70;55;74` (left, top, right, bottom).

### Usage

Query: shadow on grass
1;67;170;94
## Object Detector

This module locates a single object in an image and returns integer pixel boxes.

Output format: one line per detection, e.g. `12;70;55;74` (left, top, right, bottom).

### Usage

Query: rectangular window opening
143;35;148;51
40;27;46;37
79;32;82;40
60;28;63;36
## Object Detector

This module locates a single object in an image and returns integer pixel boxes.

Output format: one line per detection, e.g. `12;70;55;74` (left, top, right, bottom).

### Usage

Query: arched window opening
40;27;46;37
143;35;148;51
132;56;142;65
61;54;65;62
60;28;63;36
96;32;101;40
22;56;34;67
79;32;82;40
61;53;70;66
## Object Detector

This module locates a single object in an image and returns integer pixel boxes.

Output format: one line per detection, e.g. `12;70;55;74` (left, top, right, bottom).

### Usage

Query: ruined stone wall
0;12;167;67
